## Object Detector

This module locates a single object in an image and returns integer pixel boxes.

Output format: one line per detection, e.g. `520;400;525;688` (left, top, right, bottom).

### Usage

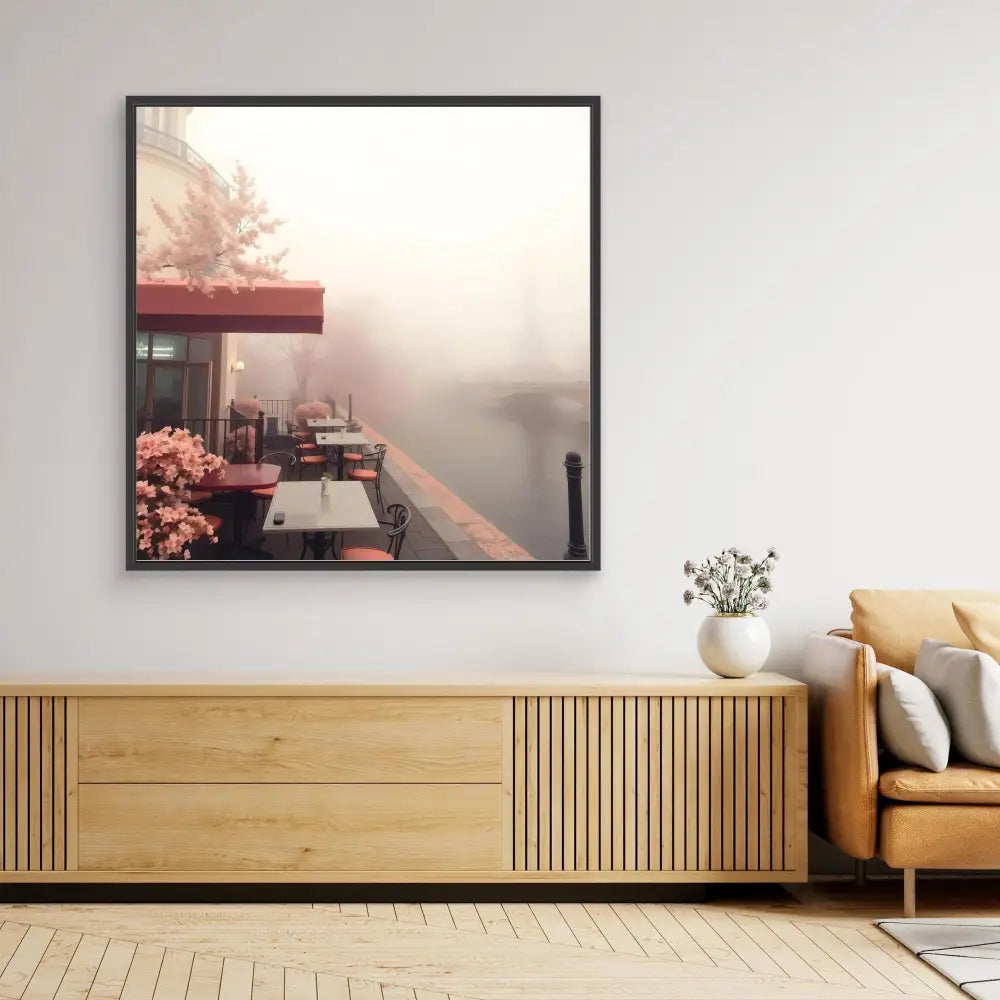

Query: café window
135;333;216;431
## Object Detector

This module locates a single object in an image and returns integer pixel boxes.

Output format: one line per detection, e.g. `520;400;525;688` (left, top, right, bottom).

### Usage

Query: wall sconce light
231;360;246;373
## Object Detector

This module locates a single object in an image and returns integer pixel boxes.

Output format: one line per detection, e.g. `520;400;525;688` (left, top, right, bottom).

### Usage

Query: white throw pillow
876;664;951;771
915;638;1000;768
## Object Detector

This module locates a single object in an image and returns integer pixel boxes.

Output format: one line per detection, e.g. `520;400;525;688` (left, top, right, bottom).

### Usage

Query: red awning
137;278;324;335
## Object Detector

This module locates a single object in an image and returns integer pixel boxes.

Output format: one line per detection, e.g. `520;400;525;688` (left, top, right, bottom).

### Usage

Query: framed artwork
127;96;599;570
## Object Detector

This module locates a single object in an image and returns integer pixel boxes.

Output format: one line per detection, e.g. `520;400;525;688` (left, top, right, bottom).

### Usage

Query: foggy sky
184;105;591;385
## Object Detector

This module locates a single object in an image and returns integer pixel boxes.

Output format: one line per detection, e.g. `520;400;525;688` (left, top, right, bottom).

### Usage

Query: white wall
2;0;999;681
219;333;240;416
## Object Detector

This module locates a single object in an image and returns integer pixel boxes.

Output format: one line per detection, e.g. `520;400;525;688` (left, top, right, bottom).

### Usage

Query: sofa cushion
915;639;1000;768
850;590;1000;671
953;600;1000;661
880;803;1000;868
876;664;951;771
880;763;1000;803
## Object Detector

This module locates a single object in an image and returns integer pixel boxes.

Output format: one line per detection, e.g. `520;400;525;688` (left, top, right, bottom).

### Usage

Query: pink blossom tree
136;427;226;560
137;164;288;295
293;400;333;431
232;397;262;419
281;335;324;402
224;425;256;464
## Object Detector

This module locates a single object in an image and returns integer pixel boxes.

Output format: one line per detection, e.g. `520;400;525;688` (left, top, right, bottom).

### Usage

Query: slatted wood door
1;696;77;872
506;694;806;879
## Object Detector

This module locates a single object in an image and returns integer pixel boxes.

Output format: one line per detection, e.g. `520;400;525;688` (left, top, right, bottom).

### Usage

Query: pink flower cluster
136;426;224;488
232;397;261;419
136;428;226;560
136;482;217;560
137;164;288;296
224;425;256;464
293;400;332;430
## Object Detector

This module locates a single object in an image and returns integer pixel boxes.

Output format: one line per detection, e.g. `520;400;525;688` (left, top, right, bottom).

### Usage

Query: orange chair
193;512;224;556
298;453;328;478
189;491;221;551
340;503;411;561
342;440;367;464
346;443;387;510
290;424;318;458
252;452;296;503
252;451;296;552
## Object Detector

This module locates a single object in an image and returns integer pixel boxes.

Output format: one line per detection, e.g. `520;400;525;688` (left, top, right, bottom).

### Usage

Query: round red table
191;463;280;554
193;463;281;493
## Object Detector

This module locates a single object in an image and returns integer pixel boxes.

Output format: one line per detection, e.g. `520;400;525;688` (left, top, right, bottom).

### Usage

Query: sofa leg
903;868;916;918
855;859;867;887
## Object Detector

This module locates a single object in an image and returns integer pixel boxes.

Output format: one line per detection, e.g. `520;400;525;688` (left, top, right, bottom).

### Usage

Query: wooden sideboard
0;674;806;883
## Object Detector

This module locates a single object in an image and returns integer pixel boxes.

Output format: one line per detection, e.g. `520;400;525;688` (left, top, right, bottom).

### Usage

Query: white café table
262;481;378;559
306;417;347;428
315;431;371;479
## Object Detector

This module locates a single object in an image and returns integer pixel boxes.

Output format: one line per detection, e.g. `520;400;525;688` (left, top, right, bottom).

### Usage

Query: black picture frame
126;96;600;571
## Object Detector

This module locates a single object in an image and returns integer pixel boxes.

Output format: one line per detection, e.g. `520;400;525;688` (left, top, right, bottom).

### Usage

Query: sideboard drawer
78;697;501;783
79;783;501;871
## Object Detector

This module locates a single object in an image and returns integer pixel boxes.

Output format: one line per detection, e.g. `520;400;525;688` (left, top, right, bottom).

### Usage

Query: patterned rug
878;919;1000;999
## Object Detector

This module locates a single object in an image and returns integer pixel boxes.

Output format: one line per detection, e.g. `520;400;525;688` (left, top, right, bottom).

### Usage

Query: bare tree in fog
280;335;324;403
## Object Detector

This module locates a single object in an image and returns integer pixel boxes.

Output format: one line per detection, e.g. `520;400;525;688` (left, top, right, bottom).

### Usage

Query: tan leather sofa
804;590;1000;916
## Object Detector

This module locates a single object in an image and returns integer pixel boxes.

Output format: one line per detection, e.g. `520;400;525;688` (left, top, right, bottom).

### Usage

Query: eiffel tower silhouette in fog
496;261;560;484
515;259;552;384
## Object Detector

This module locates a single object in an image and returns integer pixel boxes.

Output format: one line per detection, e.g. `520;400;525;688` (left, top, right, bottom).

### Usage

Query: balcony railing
138;411;265;464
255;398;292;433
138;126;230;197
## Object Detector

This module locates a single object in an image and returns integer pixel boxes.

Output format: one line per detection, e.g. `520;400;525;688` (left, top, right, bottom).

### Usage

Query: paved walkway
250;415;535;562
251;464;459;562
341;414;534;561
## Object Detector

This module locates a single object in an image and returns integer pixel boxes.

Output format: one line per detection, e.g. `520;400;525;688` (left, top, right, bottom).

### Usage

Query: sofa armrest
803;633;879;860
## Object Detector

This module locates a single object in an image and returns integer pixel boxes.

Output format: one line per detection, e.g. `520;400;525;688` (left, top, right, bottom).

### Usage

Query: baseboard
0;882;723;904
809;871;1000;882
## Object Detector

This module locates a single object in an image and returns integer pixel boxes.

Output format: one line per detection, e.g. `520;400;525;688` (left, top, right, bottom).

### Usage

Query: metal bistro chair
252;452;297;550
346;443;388;510
288;420;320;464
193;513;225;558
252;451;297;500
224;422;257;465
340;503;411;561
293;427;329;479
341;435;367;466
188;464;223;544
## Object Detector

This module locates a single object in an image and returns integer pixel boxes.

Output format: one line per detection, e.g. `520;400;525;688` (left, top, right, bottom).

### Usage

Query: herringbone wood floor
0;881;994;1000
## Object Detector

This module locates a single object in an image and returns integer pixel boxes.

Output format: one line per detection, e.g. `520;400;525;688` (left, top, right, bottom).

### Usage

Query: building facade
135;106;242;435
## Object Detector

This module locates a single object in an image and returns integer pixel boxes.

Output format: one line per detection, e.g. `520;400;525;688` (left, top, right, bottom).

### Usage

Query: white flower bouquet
683;547;779;614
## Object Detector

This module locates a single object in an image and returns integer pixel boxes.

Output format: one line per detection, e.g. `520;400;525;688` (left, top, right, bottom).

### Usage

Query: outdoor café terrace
138;399;517;562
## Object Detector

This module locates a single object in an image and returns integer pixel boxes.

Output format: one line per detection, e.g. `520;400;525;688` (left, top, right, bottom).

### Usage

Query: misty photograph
130;100;597;567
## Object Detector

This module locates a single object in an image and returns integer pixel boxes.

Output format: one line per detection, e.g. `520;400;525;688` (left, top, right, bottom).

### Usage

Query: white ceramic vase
697;614;771;678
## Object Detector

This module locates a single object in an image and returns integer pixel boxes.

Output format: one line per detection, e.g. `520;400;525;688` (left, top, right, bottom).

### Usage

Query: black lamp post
564;451;589;560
